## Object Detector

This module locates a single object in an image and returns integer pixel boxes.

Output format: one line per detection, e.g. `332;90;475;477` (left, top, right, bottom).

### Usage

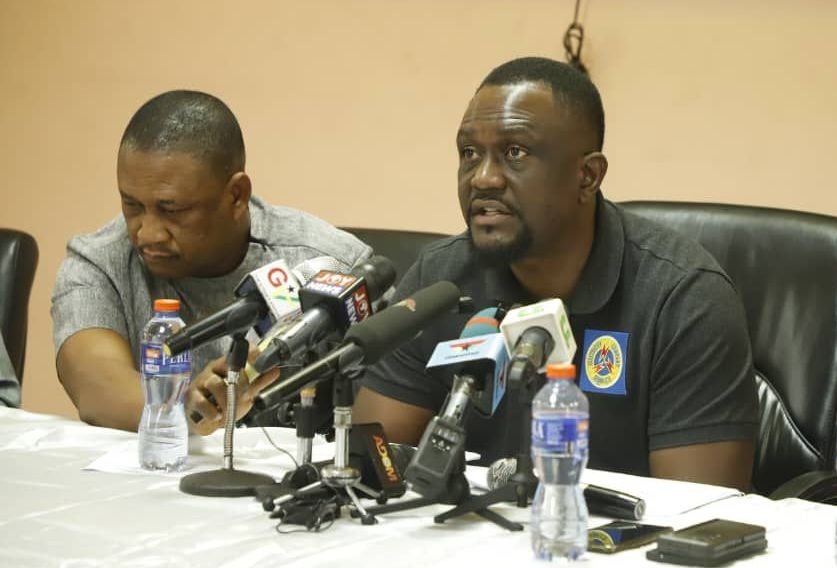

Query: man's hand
186;347;280;436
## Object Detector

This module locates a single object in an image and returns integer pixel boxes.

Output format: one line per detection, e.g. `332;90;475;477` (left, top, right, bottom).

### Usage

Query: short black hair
119;90;245;179
479;56;605;151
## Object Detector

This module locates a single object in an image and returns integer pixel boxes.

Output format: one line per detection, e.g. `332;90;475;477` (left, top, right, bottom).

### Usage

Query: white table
0;407;834;567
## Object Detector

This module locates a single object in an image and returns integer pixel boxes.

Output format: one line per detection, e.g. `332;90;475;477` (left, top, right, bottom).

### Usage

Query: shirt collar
566;193;624;315
247;195;269;244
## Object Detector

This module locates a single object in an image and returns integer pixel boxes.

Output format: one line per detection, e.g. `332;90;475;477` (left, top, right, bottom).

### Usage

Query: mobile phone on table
588;521;673;553
646;518;767;566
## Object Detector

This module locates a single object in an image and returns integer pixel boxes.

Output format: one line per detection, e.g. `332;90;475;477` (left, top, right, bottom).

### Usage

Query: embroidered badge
580;329;629;395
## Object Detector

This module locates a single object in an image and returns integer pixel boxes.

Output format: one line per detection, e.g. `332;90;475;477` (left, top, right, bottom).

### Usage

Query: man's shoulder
612;201;727;280
250;197;371;263
65;216;134;266
413;232;472;278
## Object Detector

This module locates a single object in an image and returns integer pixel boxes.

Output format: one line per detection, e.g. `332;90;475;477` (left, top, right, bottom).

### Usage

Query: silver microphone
486;457;646;520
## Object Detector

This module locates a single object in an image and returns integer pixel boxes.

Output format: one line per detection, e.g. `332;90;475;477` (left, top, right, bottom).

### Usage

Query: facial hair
466;219;534;267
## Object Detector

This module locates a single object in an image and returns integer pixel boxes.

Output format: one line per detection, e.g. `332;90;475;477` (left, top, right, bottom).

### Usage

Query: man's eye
460;147;477;160
506;145;528;159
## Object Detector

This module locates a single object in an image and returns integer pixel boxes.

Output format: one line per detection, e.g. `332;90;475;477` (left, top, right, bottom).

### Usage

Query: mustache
468;192;521;216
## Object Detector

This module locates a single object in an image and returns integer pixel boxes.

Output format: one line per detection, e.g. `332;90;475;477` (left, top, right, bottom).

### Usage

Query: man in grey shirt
52;90;371;435
0;334;20;407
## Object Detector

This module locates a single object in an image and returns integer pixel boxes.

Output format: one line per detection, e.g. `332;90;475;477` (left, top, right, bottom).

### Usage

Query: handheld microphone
486;457;646;520
164;257;342;357
254;280;463;408
406;307;507;497
251;255;396;375
499;298;577;382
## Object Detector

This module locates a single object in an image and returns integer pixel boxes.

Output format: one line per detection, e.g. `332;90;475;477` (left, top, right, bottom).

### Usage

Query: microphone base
179;468;275;497
359;470;523;532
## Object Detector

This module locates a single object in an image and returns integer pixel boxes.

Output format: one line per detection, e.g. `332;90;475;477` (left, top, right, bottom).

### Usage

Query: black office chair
341;227;450;286
620;201;837;502
0;228;39;385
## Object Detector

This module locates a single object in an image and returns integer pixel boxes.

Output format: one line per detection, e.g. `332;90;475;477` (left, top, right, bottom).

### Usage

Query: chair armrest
768;470;837;504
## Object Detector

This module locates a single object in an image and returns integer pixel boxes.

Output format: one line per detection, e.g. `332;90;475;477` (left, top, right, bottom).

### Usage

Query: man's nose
135;213;170;246
471;155;506;191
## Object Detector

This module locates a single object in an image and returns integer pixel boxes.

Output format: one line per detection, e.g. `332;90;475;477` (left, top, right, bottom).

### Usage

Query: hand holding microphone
185;345;289;436
177;256;357;434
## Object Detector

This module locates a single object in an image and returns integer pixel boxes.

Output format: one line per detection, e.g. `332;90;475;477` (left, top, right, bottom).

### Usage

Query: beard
466;221;534;267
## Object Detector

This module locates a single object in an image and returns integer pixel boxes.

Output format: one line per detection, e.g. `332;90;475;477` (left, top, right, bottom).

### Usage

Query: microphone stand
262;346;383;525
354;439;522;531
400;360;539;522
180;334;275;497
432;362;538;521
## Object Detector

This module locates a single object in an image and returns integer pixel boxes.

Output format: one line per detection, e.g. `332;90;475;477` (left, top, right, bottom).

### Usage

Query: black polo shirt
360;196;758;476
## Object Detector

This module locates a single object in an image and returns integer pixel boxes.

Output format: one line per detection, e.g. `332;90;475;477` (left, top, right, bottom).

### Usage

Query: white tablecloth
0;407;834;567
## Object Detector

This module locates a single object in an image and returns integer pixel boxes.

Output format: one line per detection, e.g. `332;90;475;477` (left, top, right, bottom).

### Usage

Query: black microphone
252;255;396;374
405;306;507;497
254;280;462;408
164;256;344;357
486;457;646;520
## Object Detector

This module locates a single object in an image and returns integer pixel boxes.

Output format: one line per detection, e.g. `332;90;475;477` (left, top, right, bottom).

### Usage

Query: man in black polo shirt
353;57;757;491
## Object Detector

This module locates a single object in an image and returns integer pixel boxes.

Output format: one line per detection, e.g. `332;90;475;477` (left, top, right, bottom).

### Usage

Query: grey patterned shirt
51;196;372;376
0;334;20;407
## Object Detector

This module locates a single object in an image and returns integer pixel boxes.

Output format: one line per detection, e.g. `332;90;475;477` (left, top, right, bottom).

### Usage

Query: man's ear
227;172;252;218
579;152;608;204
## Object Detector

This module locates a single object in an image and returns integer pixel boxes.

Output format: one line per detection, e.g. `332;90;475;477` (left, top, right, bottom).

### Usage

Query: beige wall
2;0;836;419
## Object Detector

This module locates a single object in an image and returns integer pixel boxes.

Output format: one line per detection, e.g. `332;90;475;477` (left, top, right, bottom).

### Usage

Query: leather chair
0;228;39;384
620;201;837;502
341;227;449;286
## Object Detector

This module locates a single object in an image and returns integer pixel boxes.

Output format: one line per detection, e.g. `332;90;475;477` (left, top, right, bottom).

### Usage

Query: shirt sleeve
647;269;759;450
0;333;20;408
51;240;130;355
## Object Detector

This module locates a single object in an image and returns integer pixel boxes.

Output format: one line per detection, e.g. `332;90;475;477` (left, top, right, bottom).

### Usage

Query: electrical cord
563;0;588;75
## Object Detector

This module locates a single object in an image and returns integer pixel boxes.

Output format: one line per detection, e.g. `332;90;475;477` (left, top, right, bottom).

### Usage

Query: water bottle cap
153;299;181;312
546;363;576;380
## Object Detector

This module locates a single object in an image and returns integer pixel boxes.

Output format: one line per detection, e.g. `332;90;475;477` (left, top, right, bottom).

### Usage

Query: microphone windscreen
350;255;397;300
486;457;517;490
343;280;461;365
292;256;345;284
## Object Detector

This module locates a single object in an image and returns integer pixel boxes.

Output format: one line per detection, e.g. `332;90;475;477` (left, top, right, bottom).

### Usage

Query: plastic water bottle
530;363;589;561
138;299;191;471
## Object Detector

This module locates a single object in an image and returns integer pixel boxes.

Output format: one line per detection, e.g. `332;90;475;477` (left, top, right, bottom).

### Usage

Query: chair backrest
620;201;837;495
341;227;449;286
0;229;39;384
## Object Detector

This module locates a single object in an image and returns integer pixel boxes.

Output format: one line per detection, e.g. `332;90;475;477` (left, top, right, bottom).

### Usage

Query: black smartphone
588;521;673;554
646;518;767;566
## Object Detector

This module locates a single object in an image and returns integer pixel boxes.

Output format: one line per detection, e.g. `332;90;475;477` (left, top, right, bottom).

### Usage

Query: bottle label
531;416;589;457
141;342;191;376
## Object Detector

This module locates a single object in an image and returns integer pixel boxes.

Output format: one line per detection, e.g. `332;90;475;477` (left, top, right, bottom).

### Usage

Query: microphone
406;306;507;497
165;259;300;356
425;307;508;416
486;457;646;520
165;256;343;357
499;298;577;382
251;255;396;375
254;280;462;408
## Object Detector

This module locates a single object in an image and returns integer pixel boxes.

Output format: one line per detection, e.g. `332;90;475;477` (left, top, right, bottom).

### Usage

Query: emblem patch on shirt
581;329;629;395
